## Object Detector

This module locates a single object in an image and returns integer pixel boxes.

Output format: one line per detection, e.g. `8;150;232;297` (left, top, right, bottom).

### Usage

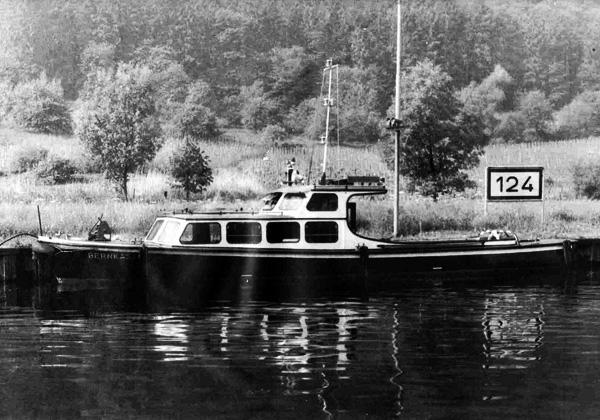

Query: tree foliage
75;63;162;200
555;91;600;138
384;60;488;199
3;0;600;142
170;139;214;200
5;73;72;135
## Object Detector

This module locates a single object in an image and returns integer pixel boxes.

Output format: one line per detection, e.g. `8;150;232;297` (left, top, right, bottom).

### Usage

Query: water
1;273;600;419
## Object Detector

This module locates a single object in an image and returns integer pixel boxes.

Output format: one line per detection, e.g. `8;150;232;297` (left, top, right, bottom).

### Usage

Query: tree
458;65;513;137
239;81;280;131
555;91;600;139
382;60;488;200
518;90;553;141
267;46;319;110
7;73;72;135
172;80;222;140
76;63;162;200
170;139;213;200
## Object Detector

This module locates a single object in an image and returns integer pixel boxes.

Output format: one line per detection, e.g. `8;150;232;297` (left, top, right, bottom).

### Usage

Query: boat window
305;221;338;243
261;192;282;211
266;222;300;243
279;193;306;211
146;220;164;241
157;221;182;243
180;222;221;245
307;193;338;211
226;222;262;244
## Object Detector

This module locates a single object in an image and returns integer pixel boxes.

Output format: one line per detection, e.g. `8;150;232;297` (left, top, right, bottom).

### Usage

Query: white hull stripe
145;245;564;259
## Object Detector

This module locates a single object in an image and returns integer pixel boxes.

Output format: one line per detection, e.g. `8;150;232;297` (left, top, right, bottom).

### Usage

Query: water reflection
153;315;190;362
482;293;544;370
2;273;600;419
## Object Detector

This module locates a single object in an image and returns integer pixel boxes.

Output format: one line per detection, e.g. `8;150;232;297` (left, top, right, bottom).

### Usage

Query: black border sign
486;166;543;201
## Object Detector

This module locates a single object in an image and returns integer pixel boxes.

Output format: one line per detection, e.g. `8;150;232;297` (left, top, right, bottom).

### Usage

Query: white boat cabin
144;177;387;250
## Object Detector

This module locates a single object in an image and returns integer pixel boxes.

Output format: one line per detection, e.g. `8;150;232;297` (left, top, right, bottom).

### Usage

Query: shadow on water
2;268;600;419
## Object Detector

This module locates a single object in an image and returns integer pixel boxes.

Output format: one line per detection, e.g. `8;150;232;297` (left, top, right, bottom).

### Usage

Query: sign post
485;166;544;223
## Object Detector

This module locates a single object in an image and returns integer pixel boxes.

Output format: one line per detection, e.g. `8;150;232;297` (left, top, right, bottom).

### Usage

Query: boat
33;46;574;300
34;173;573;296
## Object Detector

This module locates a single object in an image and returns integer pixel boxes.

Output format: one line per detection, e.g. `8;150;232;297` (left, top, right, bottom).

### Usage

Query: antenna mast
320;58;338;184
393;0;402;237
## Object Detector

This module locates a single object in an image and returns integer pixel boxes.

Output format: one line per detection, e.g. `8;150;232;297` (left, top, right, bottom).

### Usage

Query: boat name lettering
88;252;139;260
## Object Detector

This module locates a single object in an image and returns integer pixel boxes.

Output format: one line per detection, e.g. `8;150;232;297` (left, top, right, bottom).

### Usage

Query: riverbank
2;127;600;243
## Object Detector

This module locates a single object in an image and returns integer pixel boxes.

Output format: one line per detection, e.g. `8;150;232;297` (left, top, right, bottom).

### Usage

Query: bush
36;156;78;184
170;139;213;200
8;73;72;135
572;158;600;199
11;145;49;173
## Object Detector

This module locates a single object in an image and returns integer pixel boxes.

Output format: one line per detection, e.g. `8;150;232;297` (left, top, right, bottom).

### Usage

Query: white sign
486;167;543;201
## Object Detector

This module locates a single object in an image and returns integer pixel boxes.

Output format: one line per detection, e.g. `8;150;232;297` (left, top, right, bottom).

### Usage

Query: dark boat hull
34;239;144;289
34;237;572;305
144;240;571;305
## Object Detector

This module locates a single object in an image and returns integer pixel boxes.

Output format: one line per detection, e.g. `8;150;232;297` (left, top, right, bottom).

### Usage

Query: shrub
572;158;600;199
36;156;78;184
170;139;214;200
11;145;49;173
8;73;72;135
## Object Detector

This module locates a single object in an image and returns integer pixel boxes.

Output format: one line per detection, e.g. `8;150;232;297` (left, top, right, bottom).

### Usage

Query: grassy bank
1;127;600;243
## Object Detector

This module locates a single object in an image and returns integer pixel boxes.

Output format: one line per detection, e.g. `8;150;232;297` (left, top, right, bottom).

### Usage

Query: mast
321;58;337;184
393;0;402;237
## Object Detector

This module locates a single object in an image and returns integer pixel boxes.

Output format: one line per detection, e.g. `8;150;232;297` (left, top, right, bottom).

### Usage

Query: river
1;272;599;419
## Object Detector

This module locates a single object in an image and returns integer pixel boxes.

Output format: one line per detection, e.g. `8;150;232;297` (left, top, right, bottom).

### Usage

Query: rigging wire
336;64;340;175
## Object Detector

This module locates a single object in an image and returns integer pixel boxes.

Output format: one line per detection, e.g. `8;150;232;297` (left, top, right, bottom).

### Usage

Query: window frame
226;222;262;244
156;220;182;243
305;221;339;243
266;221;301;244
279;192;307;211
306;193;339;212
179;222;222;245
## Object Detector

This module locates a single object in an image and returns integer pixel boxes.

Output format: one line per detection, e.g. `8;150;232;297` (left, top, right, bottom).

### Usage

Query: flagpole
393;0;401;238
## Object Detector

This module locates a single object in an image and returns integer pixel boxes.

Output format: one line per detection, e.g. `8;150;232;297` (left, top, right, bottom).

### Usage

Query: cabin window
279;193;306;211
180;222;221;245
146;220;164;241
305;221;338;243
226;222;262;244
307;193;338;211
261;192;282;211
156;221;182;243
266;222;300;243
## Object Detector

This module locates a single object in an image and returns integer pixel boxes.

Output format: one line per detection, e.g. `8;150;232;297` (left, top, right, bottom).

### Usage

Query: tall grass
3;126;600;240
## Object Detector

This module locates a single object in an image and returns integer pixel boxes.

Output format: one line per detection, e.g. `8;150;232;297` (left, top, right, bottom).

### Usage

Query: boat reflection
482;293;544;370
2;271;592;419
153;315;191;362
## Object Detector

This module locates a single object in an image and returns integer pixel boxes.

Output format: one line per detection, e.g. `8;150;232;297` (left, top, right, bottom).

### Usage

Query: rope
0;233;39;247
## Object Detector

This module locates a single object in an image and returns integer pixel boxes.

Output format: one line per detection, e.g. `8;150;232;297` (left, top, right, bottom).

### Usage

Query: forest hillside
2;0;600;145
